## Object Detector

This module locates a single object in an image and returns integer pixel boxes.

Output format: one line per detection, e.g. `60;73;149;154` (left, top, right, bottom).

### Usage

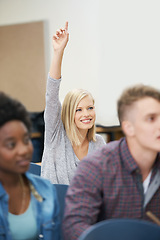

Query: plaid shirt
63;138;160;240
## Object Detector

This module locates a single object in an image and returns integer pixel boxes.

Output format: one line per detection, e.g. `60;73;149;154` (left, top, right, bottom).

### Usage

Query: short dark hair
0;92;32;131
117;84;160;124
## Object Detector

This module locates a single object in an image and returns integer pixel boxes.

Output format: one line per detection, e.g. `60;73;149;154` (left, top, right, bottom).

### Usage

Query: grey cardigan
41;75;106;184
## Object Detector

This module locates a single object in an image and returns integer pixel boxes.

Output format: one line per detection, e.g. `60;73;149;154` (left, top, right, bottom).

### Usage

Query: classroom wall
0;0;160;125
0;21;46;111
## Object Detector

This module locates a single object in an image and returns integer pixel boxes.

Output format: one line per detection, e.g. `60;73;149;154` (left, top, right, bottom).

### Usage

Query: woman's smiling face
74;95;96;133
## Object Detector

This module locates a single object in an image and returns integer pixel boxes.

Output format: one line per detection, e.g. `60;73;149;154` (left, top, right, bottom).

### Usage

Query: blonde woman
41;22;106;184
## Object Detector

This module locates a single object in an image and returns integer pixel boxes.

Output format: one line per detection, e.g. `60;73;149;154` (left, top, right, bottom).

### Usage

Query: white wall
1;0;160;126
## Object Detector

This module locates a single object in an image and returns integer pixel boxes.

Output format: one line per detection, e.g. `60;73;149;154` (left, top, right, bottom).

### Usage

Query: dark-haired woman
0;92;60;239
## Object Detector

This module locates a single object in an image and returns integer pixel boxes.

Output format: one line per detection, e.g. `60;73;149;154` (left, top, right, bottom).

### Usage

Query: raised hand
52;21;69;52
49;21;69;79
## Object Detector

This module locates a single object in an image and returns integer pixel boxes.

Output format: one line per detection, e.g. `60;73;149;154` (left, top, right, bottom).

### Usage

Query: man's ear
121;120;135;137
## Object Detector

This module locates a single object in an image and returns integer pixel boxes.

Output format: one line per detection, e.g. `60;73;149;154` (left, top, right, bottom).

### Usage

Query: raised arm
49;21;69;79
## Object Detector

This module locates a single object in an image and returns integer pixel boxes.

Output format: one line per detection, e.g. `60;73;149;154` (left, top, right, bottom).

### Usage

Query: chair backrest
54;184;68;222
78;218;160;240
28;162;41;176
54;184;69;240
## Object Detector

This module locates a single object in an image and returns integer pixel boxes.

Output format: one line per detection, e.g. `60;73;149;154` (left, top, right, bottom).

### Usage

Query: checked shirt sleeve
62;155;104;240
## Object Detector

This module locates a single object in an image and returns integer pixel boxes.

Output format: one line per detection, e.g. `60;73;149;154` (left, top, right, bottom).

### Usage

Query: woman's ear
121;120;135;137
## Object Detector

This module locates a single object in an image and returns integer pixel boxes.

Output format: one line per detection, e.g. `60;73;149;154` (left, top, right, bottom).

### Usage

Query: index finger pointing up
65;21;68;31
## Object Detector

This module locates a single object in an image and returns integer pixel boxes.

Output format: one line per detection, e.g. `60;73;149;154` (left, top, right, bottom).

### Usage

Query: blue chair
78;218;160;240
54;184;69;240
27;164;68;239
28;162;41;176
53;184;68;221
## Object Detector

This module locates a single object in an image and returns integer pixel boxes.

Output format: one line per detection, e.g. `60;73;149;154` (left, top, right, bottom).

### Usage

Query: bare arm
49;21;69;79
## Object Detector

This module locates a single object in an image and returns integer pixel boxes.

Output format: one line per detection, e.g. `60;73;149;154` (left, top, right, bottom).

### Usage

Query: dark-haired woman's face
0;120;33;175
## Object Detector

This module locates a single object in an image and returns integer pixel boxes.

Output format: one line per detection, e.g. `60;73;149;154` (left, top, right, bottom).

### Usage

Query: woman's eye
76;109;81;112
24;136;31;144
6;142;15;149
88;106;94;110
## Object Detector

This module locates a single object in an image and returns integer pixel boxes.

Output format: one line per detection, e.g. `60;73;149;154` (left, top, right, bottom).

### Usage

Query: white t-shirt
143;171;152;194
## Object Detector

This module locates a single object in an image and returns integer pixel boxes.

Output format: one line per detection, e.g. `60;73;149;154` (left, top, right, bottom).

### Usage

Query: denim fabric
0;172;60;240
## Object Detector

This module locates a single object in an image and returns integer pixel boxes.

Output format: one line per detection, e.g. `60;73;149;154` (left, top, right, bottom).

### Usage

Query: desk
31;132;42;138
96;125;124;142
35;162;41;166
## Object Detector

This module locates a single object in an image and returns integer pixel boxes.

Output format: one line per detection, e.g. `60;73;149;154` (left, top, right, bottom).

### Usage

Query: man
63;84;160;240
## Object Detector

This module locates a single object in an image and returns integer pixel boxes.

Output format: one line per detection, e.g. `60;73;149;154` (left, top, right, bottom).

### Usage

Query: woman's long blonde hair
61;89;96;146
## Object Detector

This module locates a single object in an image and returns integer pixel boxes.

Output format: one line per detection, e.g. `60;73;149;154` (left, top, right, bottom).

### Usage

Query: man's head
117;84;160;124
117;84;160;154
